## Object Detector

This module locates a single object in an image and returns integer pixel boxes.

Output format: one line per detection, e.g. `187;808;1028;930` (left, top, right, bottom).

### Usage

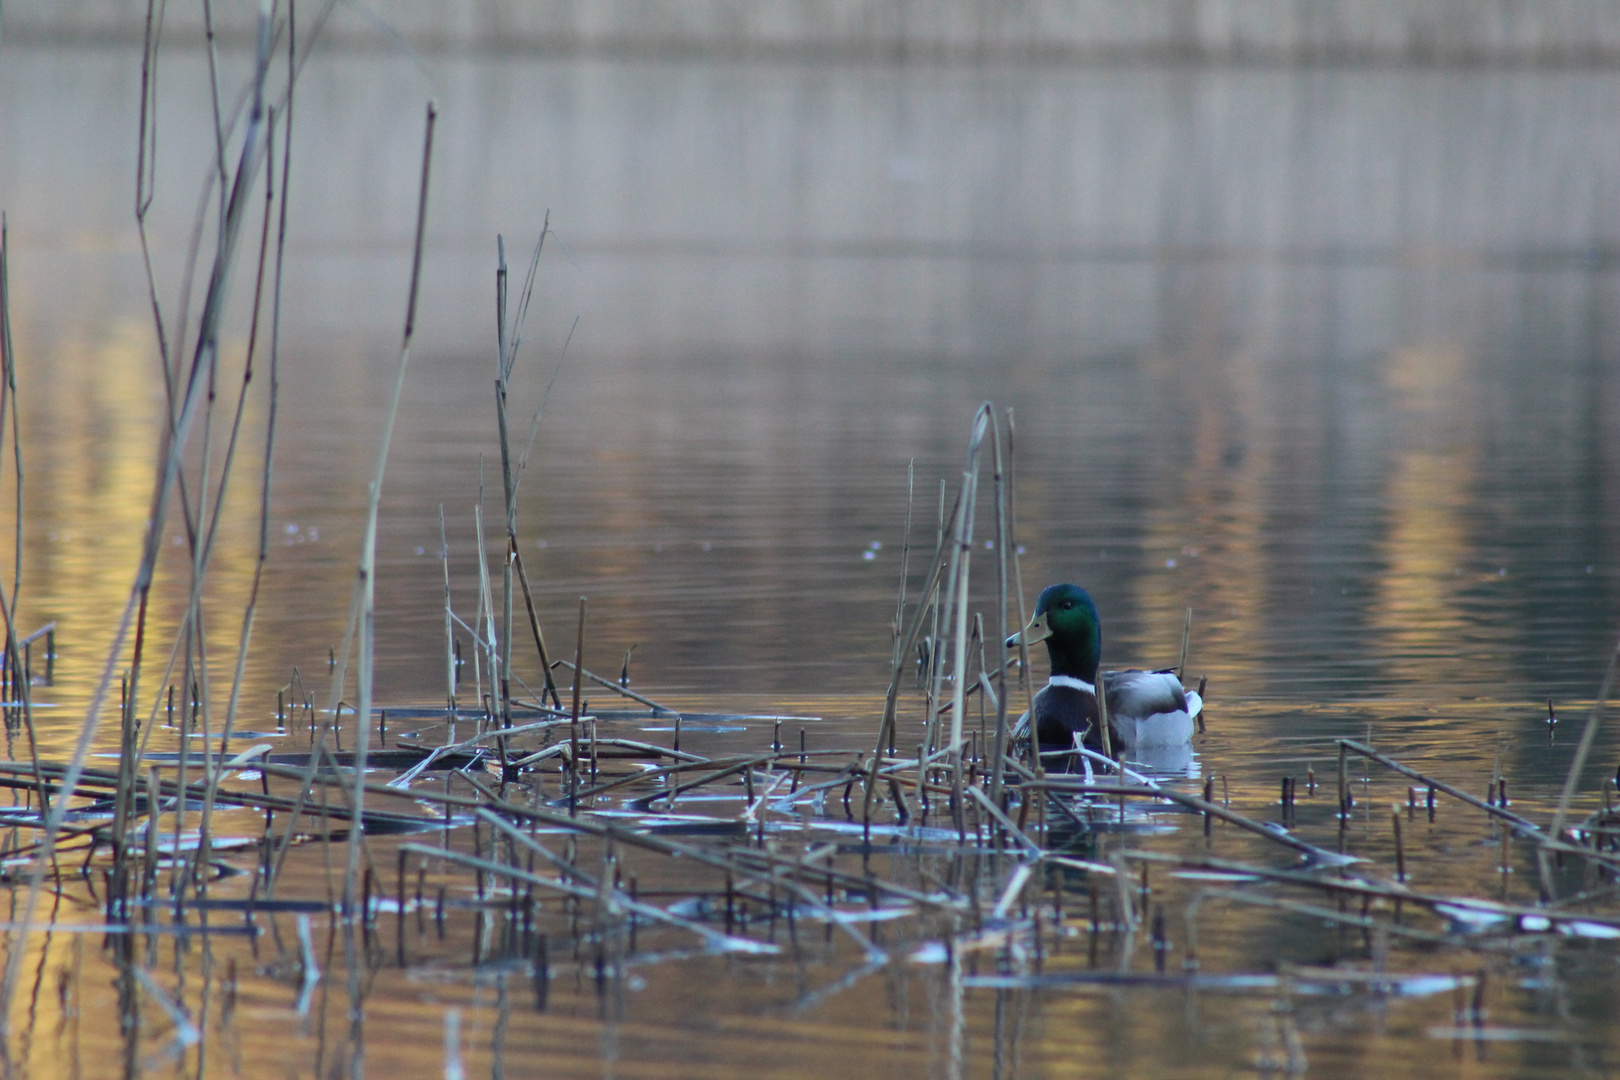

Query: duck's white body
1014;670;1201;749
1103;669;1202;748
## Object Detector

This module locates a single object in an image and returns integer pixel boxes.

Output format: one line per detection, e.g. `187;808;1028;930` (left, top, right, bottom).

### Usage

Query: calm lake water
1;41;1619;1079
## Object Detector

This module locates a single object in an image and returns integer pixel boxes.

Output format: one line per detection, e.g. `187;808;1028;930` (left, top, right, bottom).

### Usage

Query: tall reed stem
340;101;436;918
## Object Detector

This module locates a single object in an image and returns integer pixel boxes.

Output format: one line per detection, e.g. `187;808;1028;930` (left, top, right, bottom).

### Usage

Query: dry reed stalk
502;306;575;706
200;0;230;225
632;753;801;808
196;102;287;893
928;410;997;831
548;659;669;713
966;786;1039;855
925;479;945;703
922;407;994;824
441;506;457;717
511;549;560;709
887;460;916;760
496;240;514;726
937;446;979;765
468;791;889;962
444;767;948;921
0;221;46;826
1095;659;1114;763
860;486;960;821
0;0;282;1029
336;100;437;920
987;411;1010;806
131;0;313;912
1029;778;1343;862
153;15;293;819
0;216;20;607
172;632;207;904
1550;631;1620;841
134;0;169;377
1201;888;1453;947
474;481;497;730
1176;608;1192;680
400;842;768;954
1337;742;1349;823
1338;740;1540;836
1392;806;1406;882
493;229;549;729
997;409;1036;780
569;598;586;788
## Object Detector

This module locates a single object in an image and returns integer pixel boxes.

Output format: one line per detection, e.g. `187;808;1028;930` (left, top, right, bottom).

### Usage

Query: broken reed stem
447;779;905;957
945;418;985;764
441;506;456;715
1392;806;1406;882
1122;849;1620;941
1177;608;1192;681
0;223;49;837
570;598;587;781
1095;655;1114;763
1338;742;1349;821
474;479;497;730
1550;631;1620;840
936;405;993;827
1005;408;1040;788
496;238;515;728
493;230;548;729
1028;778;1339;861
404;841;755;954
927;491;967;763
512;548;560;708
549;660;669;714
988;409;1011;807
1338;740;1541;836
927;480;944;702
889;460;915;742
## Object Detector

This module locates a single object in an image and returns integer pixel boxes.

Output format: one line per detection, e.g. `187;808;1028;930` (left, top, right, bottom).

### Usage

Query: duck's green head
1005;583;1101;680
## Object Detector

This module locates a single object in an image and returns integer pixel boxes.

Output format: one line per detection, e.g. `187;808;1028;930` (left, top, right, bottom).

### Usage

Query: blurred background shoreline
12;0;1620;66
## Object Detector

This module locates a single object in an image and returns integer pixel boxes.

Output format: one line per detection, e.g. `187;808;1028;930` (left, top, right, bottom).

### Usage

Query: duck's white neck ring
1047;675;1096;694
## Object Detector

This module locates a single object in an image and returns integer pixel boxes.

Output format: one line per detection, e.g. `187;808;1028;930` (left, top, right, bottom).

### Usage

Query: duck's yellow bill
1005;612;1051;648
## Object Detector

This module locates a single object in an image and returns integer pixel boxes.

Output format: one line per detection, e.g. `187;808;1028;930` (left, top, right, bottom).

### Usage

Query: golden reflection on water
1132;340;1273;686
12;319;275;754
1370;345;1510;690
17;319;158;738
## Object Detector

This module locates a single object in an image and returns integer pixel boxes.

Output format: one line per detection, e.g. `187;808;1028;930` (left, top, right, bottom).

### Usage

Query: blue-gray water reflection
5;47;1617;712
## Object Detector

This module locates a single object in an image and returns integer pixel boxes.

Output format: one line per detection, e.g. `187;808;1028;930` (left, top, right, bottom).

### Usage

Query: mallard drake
1005;583;1201;759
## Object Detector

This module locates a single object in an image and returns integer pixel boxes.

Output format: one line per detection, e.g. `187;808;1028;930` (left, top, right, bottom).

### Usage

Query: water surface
0;42;1619;1079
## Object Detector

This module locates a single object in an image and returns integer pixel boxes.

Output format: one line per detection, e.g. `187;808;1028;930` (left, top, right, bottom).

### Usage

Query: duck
1005;583;1201;764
